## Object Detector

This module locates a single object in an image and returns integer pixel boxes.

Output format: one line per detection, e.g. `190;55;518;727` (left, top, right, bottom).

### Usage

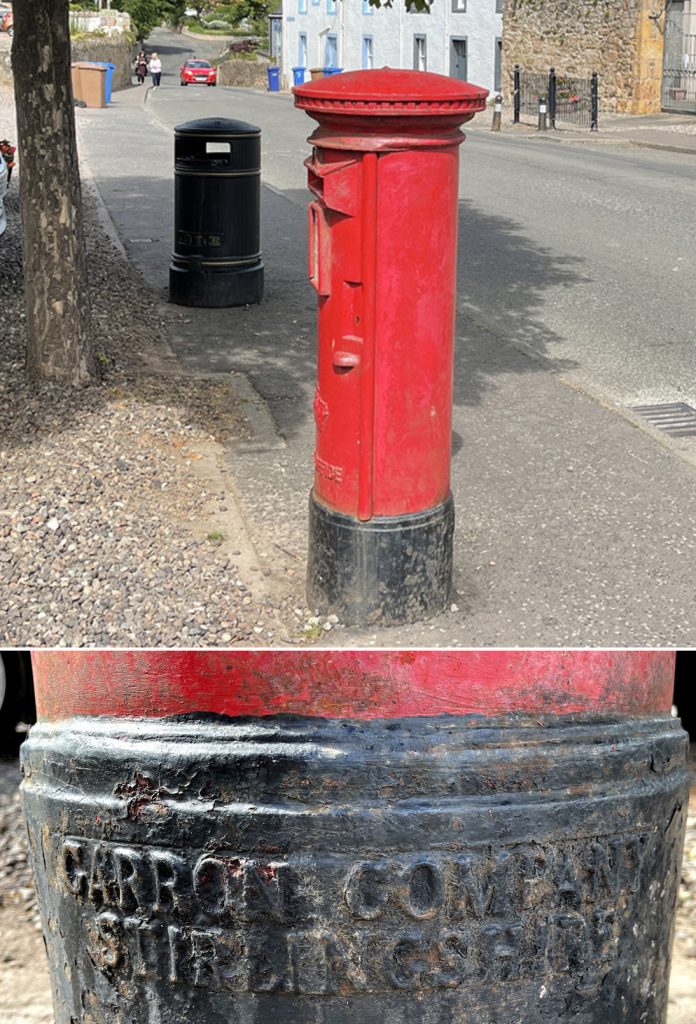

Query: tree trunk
12;0;97;386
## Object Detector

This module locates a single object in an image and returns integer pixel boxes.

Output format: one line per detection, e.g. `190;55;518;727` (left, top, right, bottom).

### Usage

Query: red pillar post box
293;70;488;625
22;651;688;1024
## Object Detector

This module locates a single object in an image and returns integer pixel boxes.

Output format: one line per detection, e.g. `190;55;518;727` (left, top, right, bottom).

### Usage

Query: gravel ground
0;752;695;1022
0;83;327;647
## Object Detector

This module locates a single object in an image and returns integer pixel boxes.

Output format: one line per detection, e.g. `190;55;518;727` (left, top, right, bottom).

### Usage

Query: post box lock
332;334;363;373
332;351;360;370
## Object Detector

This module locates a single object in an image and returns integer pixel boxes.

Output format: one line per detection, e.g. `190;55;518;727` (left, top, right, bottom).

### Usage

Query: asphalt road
148;29;696;418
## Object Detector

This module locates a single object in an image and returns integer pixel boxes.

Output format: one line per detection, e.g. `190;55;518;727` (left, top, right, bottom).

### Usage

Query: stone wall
502;0;665;115
217;57;270;89
71;36;133;91
0;36;133;92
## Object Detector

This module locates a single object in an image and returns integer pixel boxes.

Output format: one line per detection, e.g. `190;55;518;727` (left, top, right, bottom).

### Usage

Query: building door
413;35;427;72
450;37;467;81
662;0;696;112
494;37;502;92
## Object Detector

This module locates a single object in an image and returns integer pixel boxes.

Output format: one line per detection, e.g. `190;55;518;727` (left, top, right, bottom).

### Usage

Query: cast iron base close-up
169;259;264;308
21;712;688;1024
307;492;454;626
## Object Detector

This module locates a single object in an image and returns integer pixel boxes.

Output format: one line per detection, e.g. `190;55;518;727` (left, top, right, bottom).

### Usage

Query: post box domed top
294;67;488;120
174;117;260;136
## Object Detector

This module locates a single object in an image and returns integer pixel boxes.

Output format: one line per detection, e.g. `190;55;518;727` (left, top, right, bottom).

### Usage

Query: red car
180;59;217;87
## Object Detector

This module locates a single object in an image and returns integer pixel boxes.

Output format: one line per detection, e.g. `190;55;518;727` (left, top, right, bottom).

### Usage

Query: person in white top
149;52;162;89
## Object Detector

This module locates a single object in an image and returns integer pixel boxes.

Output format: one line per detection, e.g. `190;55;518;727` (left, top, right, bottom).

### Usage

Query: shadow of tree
454;198;586;408
2;167;590;459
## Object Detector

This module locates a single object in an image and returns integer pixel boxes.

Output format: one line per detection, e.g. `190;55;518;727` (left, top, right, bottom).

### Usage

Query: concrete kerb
73;95;289;605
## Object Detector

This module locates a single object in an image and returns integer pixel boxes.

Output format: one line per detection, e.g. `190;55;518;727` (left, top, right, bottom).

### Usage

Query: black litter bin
170;117;264;307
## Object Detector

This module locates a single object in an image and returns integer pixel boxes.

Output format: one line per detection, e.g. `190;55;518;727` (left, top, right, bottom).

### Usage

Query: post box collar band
293;67;488;119
30;651;676;722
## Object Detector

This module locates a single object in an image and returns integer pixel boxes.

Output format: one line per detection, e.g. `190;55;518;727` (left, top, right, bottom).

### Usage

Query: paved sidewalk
473;110;696;156
72;83;696;647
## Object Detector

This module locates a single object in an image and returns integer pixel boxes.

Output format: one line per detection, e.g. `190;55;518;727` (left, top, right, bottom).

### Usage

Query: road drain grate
631;402;696;437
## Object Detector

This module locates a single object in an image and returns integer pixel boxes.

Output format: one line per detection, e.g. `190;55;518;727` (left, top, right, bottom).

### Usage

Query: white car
0;150;7;236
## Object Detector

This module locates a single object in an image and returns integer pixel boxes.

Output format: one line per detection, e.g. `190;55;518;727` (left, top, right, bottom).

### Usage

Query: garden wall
217;58;270;89
502;0;665;114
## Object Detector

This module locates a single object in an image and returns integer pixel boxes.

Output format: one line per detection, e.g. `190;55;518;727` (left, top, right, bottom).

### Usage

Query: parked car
1;8;12;36
0;151;7;237
0;652;35;756
180;59;217;87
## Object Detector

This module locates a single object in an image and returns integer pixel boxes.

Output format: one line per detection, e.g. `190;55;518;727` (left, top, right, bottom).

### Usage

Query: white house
276;0;503;94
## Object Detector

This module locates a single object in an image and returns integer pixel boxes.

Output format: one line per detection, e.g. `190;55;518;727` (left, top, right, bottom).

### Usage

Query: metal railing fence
513;66;598;131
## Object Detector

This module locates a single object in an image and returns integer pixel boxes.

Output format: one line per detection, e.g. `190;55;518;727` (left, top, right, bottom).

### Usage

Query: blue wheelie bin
90;61;116;104
322;67;343;76
267;66;280;92
292;66;306;86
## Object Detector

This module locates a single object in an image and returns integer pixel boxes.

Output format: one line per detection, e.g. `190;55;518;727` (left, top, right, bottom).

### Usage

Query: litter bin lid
175;117;260;137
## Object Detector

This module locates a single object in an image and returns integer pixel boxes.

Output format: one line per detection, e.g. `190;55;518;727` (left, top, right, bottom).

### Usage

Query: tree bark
12;0;97;386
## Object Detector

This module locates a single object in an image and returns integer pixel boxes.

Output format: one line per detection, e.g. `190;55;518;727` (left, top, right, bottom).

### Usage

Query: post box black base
169;259;264;308
21;713;688;1024
307;492;454;626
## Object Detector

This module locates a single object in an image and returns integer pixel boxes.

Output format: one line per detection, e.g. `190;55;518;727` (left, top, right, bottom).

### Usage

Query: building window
413;35;427;71
452;0;466;10
312;0;319;5
270;18;282;59
363;0;374;12
362;35;374;68
299;0;307;13
299;33;308;66
495;0;504;11
494;37;502;91
325;33;338;66
327;0;336;12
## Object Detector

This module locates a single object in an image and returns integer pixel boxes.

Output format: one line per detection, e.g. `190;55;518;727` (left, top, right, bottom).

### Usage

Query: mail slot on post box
294;69;488;626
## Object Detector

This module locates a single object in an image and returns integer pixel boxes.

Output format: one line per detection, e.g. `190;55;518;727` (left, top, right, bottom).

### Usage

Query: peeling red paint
31;651;675;721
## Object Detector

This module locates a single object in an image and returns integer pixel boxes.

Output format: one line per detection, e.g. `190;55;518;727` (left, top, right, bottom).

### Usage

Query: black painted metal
548;68;557;129
661;11;696;114
307;492;454;625
169;117;264;308
591;72;599;132
517;68;598;130
513;64;521;124
21;712;689;1024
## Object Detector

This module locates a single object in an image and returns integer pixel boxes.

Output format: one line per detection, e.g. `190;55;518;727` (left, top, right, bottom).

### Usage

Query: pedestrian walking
134;50;148;86
149;52;162;89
